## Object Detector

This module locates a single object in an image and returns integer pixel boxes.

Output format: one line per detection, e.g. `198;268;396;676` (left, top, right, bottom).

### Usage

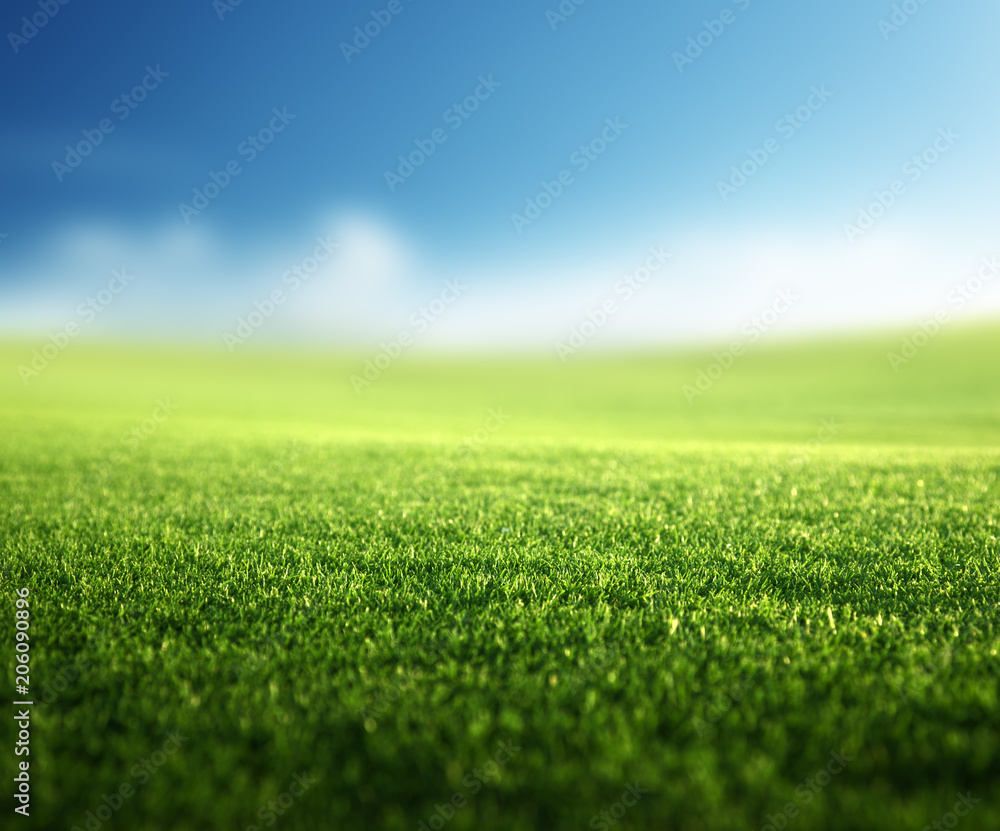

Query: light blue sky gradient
2;0;999;347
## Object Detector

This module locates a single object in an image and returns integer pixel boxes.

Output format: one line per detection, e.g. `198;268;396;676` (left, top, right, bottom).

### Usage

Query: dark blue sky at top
7;0;998;254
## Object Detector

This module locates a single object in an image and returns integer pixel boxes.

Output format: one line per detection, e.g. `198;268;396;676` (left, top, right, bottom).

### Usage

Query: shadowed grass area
0;324;998;830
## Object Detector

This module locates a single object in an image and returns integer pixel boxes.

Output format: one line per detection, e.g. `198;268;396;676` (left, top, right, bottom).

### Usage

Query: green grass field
1;325;998;830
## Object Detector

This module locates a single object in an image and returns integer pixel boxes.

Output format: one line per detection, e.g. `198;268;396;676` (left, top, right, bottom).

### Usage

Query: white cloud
1;213;997;349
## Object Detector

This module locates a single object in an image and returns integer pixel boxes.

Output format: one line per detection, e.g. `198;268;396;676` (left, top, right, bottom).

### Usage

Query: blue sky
3;0;999;348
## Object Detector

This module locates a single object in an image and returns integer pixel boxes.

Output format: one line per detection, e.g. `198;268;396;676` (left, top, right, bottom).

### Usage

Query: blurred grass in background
2;322;999;447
